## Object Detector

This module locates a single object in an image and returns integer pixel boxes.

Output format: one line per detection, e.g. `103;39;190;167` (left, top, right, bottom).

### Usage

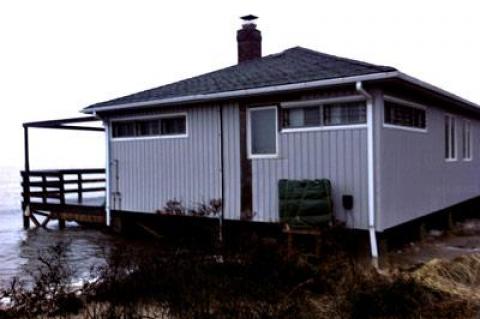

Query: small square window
249;107;278;157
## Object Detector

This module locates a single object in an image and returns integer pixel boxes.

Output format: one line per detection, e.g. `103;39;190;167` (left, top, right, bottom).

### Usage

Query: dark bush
348;277;427;318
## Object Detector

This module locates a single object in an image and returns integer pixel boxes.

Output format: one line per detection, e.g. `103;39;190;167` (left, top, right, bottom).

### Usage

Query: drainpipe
219;106;225;243
356;81;379;266
104;120;111;227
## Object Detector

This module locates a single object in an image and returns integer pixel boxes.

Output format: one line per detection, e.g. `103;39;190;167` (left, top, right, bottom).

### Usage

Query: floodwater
0;166;135;287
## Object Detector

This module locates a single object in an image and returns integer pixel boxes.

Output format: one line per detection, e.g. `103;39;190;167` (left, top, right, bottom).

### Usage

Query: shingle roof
85;46;396;110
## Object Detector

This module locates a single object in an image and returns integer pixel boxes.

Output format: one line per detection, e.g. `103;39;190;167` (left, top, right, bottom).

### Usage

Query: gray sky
1;0;479;169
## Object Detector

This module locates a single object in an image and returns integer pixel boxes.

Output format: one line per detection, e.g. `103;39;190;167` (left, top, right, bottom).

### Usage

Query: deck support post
58;218;65;230
23;126;31;230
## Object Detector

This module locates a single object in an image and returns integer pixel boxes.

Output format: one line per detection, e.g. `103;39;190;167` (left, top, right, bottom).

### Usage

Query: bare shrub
0;242;83;318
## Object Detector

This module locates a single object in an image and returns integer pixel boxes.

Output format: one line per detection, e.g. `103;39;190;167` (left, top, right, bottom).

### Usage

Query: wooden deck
21;169;106;229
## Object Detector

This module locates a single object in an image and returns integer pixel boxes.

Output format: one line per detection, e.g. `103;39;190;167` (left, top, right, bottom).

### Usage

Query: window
384;101;426;129
112;114;187;139
445;115;456;161
248;106;278;157
323;102;367;126
463;120;473;160
282;101;366;129
282;106;320;128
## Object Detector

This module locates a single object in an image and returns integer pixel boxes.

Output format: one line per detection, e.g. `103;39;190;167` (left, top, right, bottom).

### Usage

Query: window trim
282;124;367;133
110;112;189;141
247;106;279;159
463;119;473;161
280;99;367;133
382;95;428;133
445;114;457;162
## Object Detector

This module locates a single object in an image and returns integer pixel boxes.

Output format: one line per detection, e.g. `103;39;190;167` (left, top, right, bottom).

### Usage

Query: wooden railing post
42;175;47;204
59;173;65;205
77;173;83;203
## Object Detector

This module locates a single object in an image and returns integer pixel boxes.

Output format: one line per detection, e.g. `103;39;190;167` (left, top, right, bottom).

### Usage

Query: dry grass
413;253;480;300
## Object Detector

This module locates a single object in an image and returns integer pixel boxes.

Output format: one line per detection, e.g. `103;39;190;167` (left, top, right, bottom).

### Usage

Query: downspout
219;106;225;243
104;119;112;227
355;81;379;266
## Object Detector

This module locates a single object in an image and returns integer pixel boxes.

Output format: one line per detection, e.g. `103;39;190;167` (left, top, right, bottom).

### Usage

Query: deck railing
21;169;106;206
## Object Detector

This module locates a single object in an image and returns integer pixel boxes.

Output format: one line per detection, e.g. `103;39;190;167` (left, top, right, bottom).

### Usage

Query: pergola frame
22;116;105;229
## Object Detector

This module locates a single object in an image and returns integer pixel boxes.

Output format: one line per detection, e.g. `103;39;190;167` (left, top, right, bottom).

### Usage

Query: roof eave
82;70;480;114
81;71;399;114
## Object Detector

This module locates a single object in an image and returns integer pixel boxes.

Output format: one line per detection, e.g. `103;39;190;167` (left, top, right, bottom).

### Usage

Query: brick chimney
237;15;262;63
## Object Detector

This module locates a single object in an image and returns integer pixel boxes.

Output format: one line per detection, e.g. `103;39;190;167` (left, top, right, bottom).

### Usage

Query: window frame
383;96;428;133
280;97;367;133
247;105;279;159
110;112;189;141
445;114;457;162
462;119;473;161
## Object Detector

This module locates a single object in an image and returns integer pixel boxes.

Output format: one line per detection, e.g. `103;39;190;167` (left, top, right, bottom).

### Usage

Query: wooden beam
23;116;100;128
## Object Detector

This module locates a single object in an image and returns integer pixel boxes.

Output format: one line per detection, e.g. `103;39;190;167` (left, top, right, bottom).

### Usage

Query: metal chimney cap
240;14;258;22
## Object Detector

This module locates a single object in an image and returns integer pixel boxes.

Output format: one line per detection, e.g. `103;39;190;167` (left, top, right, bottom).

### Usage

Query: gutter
82;71;400;114
356;81;379;266
83;70;480;115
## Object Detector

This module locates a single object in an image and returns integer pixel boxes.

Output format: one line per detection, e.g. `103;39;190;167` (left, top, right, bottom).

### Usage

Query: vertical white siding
109;106;223;213
251;128;369;229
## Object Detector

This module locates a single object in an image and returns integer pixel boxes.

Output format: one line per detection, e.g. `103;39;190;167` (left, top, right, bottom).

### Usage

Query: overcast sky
1;0;479;169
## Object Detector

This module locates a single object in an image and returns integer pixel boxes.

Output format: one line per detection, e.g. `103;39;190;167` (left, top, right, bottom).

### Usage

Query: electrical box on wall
342;195;354;210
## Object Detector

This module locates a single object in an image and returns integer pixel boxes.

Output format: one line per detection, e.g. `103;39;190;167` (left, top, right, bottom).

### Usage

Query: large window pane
323;102;366;126
250;107;277;156
384;101;426;129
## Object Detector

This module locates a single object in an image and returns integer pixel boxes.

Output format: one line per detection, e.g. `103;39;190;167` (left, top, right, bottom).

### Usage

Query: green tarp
279;179;332;227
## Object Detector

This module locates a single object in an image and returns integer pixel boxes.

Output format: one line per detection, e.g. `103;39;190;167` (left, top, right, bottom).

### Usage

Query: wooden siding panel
378;94;480;231
251;128;369;229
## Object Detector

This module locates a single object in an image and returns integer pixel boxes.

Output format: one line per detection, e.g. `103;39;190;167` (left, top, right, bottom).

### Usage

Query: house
71;15;480;257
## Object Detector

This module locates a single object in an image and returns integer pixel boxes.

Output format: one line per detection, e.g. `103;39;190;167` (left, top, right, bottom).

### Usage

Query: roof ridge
288;46;394;70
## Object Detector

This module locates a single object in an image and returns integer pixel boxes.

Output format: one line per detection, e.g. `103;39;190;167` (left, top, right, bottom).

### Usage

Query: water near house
0;166;130;287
